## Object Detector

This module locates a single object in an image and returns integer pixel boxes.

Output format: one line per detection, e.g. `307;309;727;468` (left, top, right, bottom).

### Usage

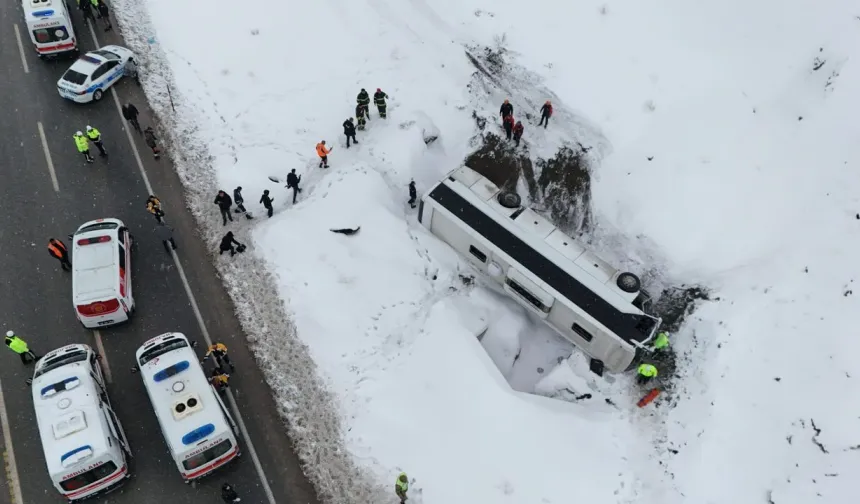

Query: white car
57;45;135;103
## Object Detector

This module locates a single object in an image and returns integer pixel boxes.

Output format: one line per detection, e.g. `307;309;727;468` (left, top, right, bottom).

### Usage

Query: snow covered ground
111;0;860;503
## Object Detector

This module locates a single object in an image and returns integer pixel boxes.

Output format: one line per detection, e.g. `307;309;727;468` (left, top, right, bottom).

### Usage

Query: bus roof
135;333;230;456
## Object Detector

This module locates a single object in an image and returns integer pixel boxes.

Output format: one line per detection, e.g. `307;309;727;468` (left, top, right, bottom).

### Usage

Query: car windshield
33;26;70;44
91;49;120;60
139;338;189;366
34;349;88;379
61;69;88;86
182;439;233;471
78;222;119;234
59;461;117;492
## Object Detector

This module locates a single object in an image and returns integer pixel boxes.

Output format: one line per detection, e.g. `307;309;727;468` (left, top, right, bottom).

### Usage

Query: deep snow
111;0;860;503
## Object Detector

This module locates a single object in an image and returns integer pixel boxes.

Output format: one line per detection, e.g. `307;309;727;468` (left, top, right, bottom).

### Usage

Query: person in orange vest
48;238;72;271
316;140;332;168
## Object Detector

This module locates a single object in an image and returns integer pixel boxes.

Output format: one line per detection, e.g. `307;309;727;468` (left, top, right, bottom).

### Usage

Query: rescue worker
48;238;72;271
85;125;107;156
395;472;409;503
286;169;302;204
407;180;417;209
502;114;514;140
214;190;234;226
538;100;553;128
637;363;658;385
221;483;241;503
373;88;389;118
499;99;513;120
202;342;235;372
210;368;230;393
146;195;165;222
96;0;111;31
89;0;101;17
78;0;96;25
652;332;670;353
144;126;160;159
343;117;358;148
356;88;371;118
122;103;142;133
74;131;94;163
259;190;274;218
5;331;38;364
513;120;524;147
316;140;332;168
219;231;242;256
355;103;368;131
155;221;177;252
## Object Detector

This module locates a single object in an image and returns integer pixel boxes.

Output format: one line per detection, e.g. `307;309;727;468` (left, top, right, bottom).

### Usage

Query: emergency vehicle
21;0;78;57
57;46;135;103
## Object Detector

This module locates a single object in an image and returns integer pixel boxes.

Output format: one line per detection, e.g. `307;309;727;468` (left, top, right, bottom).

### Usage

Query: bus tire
616;272;641;293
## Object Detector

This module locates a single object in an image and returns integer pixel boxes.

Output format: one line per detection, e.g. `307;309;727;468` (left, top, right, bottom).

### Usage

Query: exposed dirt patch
464;133;536;194
535;147;593;235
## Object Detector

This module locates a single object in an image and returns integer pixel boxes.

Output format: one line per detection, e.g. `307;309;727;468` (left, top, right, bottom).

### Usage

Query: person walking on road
219;231;243;256
221;483;241;503
355;103;368;131
259;190;274;218
408;180;417;209
146;195;165;222
202;342;235;373
78;0;96;25
286;169;302;204
356;88;371;119
74;131;94;163
538;100;553;128
395;473;409;503
5;331;38;364
85;125;107;156
155;221;177;252
316;140;331;168
144;126;161;159
48;238;72;271
214;190;234;226
513;120;524;147
343;117;358;148
373;88;389;118
96;0;112;31
122;103;142;133
89;0;102;18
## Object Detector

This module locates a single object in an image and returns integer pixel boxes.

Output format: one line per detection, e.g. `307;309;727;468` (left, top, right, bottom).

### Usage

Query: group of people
316;87;390;170
72;126;107;163
74;104;160;163
77;0;112;31
499;98;554;147
636;331;671;385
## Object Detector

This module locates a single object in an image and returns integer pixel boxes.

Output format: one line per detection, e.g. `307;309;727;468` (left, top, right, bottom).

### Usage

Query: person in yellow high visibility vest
652;332;670;352
637;363;658;385
86;126;107;156
395;472;409;503
74;131;94;163
5;331;39;364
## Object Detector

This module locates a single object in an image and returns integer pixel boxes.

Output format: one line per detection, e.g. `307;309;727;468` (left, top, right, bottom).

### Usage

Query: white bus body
134;332;240;481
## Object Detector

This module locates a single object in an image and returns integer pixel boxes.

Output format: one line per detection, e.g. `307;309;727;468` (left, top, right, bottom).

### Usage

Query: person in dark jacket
356;88;371;118
221;483;241;503
233;186;246;214
97;0;111;31
79;0;96;25
538;100;553;128
219;231;242;256
373;88;389;118
155;222;177;252
513;120;524;146
122;103;142;133
259;190;274;218
408;180;417;209
48;238;72;271
214;190;233;225
286;169;302;204
343;117;358;148
502;114;514;140
499;99;513;120
144;126;160;158
355;104;368;130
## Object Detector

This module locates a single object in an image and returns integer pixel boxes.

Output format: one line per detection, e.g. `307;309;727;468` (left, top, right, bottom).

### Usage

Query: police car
57;45;135;103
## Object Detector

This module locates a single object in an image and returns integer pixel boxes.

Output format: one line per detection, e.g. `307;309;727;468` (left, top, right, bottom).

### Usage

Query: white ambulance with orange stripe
71;218;135;329
21;0;78;58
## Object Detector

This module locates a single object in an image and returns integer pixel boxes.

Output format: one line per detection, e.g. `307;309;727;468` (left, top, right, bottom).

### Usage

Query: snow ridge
108;3;386;503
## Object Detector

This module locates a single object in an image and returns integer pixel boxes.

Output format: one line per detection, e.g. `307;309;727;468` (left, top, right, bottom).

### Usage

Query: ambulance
21;0;78;58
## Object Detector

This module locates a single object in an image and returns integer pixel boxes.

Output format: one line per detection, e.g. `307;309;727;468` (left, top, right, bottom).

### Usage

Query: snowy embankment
112;0;859;503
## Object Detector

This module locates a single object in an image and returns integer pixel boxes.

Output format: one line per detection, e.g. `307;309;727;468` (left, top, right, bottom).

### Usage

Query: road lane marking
89;26;278;504
36;122;59;192
12;24;30;74
92;330;113;383
0;379;24;504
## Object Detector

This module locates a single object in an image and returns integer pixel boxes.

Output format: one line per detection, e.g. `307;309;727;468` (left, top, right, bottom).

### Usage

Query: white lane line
92;330;113;383
91;27;277;504
0;379;24;504
12;24;30;74
36;122;59;192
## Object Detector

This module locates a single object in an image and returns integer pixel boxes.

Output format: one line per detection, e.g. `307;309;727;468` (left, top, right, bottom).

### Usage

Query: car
57;45;135;103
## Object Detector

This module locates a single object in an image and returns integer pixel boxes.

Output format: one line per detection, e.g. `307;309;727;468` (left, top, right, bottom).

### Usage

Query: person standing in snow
146;195;165;222
355;103;368;131
407;180;417;209
47;238;72;271
373;88;389;118
85;125;107;156
218;231;243;256
513;120;524;147
343;117;358;148
214;190;234;226
502;114;514;140
155;221;177;252
316;140;332;168
637;363;658;385
259;189;274;218
74;131;94;163
286;169;302;204
538;100;553;128
122;103;142;133
499;98;513;120
357;88;371;118
221;483;241;503
395;473;409;503
233;186;247;214
144;126;160;159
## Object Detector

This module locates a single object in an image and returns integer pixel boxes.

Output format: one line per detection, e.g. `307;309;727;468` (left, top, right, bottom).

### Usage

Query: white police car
57;45;135;103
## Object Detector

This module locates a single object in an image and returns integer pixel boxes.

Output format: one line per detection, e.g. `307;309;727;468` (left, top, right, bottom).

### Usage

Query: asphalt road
0;5;319;504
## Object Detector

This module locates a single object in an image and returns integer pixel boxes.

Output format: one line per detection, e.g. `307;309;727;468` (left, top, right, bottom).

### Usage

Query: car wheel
616;272;641;293
93;89;103;101
497;191;521;209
